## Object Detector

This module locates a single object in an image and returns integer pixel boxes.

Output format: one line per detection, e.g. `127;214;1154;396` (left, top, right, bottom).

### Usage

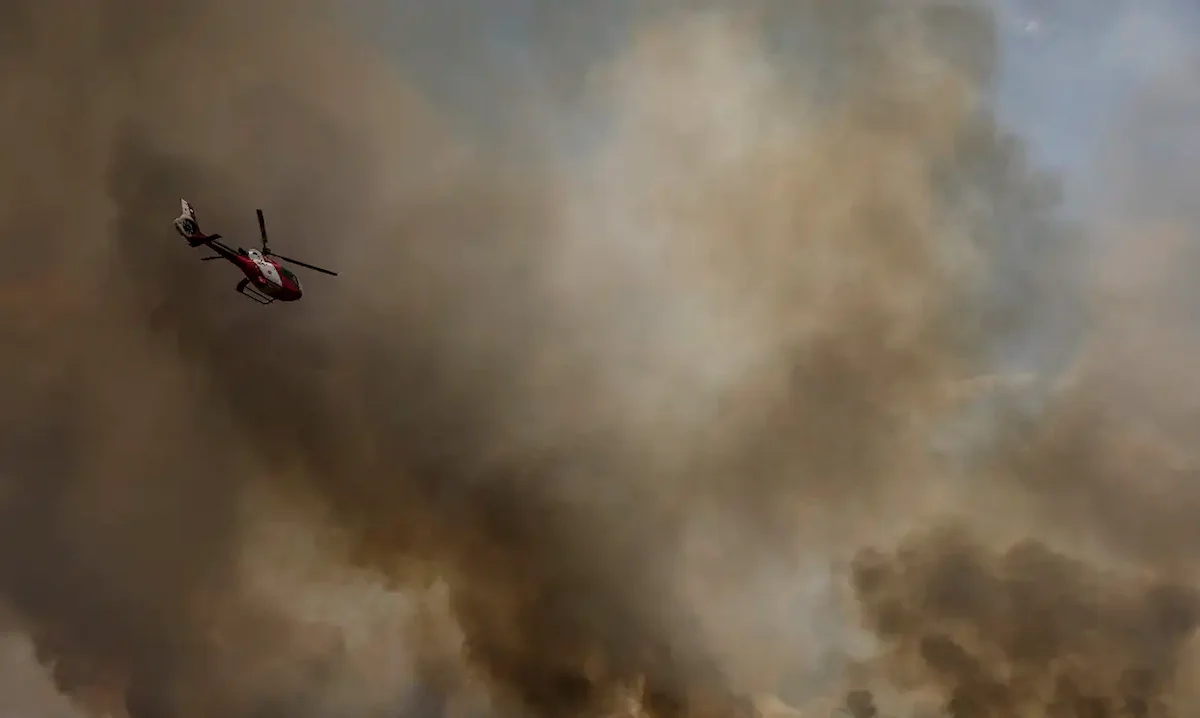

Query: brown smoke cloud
851;526;1200;718
835;8;1200;718
8;1;1200;718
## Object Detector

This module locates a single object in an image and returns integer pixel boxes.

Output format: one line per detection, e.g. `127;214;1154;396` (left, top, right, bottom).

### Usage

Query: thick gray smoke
4;1;1199;718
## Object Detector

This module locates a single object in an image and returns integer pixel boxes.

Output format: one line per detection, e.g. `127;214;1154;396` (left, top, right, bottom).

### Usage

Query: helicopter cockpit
278;266;302;290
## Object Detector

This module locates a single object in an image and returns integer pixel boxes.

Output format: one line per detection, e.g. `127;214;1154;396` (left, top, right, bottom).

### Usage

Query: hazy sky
992;0;1200;207
356;0;1200;376
367;1;1200;211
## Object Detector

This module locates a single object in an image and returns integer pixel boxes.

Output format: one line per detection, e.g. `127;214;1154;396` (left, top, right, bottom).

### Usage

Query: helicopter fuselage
233;247;303;301
201;240;303;301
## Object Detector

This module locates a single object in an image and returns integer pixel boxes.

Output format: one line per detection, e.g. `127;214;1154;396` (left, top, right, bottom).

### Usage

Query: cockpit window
280;267;301;289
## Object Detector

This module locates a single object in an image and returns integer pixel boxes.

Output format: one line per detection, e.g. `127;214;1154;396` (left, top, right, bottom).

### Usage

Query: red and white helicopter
172;199;337;304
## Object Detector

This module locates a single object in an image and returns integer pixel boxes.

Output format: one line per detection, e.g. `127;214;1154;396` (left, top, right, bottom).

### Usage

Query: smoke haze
2;1;1200;718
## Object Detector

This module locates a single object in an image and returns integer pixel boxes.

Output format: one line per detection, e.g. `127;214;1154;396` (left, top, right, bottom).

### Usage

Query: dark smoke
851;527;1200;717
6;1;1193;718
2;0;745;715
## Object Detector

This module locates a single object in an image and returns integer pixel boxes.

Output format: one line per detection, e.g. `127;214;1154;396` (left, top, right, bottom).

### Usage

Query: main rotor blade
200;255;224;261
256;209;268;248
271;253;338;276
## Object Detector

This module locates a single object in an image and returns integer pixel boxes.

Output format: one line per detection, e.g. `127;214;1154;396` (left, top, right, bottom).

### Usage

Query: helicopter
172;199;337;304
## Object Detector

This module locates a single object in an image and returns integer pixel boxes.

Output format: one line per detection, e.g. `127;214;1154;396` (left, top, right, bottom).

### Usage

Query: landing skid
235;278;275;305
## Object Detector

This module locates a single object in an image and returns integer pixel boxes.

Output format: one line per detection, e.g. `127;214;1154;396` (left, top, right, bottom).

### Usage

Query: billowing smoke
836;2;1200;716
851;527;1200;717
4;0;1199;717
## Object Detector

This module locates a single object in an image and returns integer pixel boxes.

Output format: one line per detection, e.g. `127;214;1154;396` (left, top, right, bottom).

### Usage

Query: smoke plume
851;527;1200;717
4;0;1200;718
